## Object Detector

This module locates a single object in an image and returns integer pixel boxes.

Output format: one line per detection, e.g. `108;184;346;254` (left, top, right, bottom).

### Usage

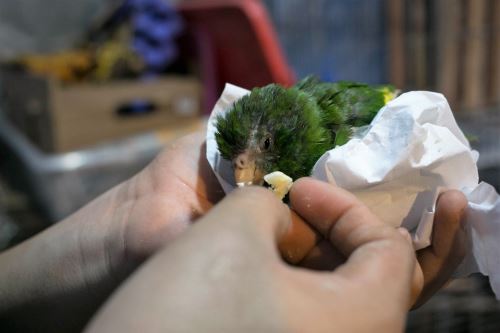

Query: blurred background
0;0;499;331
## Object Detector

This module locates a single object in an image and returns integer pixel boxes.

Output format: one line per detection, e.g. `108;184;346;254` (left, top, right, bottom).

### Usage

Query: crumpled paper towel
206;83;500;297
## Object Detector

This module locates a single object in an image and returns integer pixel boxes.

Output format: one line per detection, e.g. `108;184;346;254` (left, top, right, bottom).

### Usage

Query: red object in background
177;0;296;113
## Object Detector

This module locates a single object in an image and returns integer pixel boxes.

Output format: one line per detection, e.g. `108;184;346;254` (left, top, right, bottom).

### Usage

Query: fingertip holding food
276;178;330;264
278;210;321;264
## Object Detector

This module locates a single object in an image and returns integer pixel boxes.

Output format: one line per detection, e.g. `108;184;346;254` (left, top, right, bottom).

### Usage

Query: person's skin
0;131;467;331
86;180;420;333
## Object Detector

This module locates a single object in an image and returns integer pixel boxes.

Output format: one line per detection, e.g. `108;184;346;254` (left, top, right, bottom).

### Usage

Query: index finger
290;178;390;255
290;178;422;303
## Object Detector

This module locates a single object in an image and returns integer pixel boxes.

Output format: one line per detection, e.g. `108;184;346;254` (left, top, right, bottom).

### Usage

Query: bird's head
215;84;332;187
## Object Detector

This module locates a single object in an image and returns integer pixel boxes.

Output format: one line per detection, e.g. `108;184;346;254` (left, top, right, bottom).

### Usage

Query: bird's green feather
215;76;397;181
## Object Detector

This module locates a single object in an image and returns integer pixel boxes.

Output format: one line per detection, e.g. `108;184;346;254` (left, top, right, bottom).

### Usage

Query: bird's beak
232;152;265;187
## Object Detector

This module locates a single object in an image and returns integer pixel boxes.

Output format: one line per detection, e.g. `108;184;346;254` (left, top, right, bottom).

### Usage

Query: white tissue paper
206;83;500;298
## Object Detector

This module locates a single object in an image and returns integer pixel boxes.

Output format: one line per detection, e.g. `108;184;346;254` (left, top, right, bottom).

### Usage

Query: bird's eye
261;136;272;151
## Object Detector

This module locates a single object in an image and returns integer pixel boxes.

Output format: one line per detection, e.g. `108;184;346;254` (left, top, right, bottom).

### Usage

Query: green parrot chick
214;77;396;187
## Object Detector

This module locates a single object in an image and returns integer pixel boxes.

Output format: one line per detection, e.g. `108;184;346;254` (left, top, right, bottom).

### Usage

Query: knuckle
362;227;415;267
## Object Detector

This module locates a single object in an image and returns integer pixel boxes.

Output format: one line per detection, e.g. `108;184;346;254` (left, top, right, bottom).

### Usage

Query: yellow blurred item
16;26;143;83
92;40;144;82
19;50;94;83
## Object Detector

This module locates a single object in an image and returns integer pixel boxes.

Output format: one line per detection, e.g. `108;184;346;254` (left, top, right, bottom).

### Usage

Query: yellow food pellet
264;171;294;200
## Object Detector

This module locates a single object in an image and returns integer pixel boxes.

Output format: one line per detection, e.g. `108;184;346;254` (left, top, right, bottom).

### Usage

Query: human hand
96;130;466;308
103;131;224;269
86;178;420;333
280;182;467;307
0;131;224;331
0;130;465;331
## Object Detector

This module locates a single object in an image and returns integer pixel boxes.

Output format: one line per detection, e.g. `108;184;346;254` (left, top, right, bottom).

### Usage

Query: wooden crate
1;71;201;152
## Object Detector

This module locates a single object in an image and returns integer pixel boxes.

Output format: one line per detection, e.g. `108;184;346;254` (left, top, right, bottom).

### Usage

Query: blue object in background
116;99;156;116
121;0;183;76
263;0;387;84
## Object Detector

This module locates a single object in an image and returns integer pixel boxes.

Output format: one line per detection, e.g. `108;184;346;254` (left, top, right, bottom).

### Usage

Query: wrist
0;178;134;331
74;176;139;287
